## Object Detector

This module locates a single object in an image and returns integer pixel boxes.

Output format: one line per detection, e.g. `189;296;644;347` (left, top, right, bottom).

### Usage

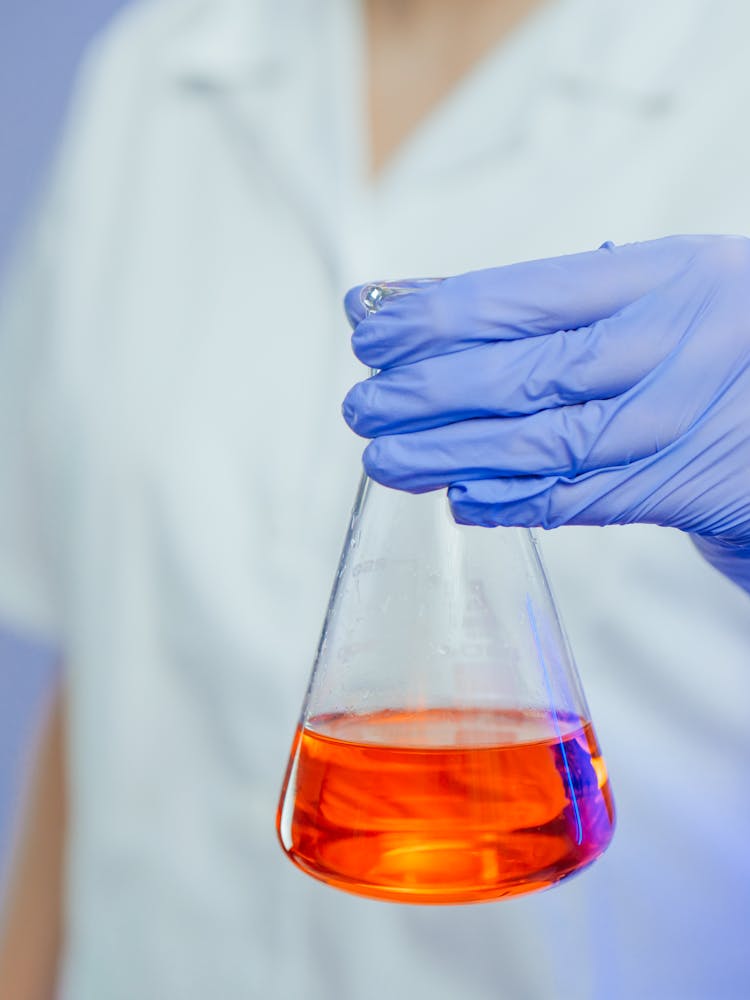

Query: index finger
348;235;709;370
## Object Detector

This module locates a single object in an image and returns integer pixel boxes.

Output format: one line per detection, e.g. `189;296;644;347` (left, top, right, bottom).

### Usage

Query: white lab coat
2;0;750;997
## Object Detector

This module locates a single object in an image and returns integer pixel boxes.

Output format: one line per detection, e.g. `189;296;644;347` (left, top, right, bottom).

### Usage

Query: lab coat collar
164;0;281;90
164;0;703;104
165;0;363;283
553;0;711;110
160;0;709;273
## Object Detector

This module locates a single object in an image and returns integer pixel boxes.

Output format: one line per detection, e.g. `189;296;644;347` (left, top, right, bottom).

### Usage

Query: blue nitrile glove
342;236;750;592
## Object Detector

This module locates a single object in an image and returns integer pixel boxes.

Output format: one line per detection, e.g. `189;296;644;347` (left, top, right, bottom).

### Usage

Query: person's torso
39;1;750;997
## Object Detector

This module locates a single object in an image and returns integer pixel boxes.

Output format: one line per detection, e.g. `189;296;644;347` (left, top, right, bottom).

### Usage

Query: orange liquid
277;707;615;904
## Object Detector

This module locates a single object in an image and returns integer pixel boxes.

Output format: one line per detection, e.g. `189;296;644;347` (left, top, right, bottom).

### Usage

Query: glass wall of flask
276;284;615;905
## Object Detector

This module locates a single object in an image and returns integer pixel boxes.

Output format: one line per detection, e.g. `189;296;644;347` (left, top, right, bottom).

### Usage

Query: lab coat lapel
552;0;711;108
376;0;704;188
166;0;361;283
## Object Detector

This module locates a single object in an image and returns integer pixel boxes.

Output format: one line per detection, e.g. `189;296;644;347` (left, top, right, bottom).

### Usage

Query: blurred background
0;0;128;884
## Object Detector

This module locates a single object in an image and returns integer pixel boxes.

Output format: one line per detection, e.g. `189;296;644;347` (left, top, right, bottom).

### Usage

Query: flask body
277;477;615;904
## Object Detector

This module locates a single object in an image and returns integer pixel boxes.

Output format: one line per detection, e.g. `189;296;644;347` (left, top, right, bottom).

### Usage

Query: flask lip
360;284;387;314
360;278;445;316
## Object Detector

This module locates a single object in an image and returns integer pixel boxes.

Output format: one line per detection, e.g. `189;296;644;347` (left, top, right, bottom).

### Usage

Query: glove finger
447;419;746;533
344;286;683;437
362;409;612;492
445;447;681;530
350;235;711;369
448;471;642;529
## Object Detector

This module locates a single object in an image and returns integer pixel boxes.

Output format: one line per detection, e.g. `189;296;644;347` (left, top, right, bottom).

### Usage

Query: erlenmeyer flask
276;283;615;905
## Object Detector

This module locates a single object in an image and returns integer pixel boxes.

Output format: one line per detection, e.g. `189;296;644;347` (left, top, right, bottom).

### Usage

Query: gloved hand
342;235;750;591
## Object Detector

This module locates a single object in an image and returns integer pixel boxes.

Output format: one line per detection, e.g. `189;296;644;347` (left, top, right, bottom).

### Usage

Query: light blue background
0;0;129;879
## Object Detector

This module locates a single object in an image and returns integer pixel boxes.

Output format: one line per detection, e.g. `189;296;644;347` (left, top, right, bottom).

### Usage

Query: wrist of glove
343;235;750;592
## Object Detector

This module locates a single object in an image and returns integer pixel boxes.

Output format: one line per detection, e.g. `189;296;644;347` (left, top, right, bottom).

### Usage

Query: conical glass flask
277;283;615;905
